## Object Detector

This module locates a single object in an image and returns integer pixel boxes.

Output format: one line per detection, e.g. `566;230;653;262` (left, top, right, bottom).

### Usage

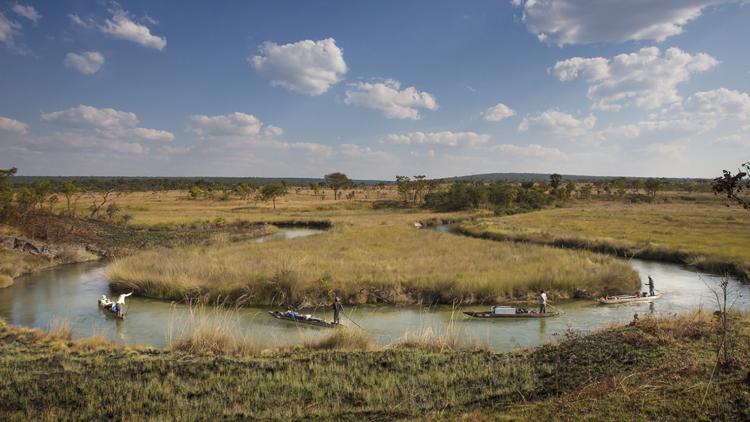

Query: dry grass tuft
304;328;377;351
167;304;261;357
46;318;72;341
0;274;12;288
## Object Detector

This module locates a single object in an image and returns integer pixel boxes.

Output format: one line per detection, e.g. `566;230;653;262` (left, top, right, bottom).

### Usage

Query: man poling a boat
332;297;343;325
538;290;548;314
647;276;655;297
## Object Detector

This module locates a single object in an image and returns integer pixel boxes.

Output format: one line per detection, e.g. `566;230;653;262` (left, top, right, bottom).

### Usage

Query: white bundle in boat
492;306;516;315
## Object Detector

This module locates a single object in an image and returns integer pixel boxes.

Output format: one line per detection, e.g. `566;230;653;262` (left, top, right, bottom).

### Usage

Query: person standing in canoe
332;297;343;324
538;290;547;314
647;276;655;297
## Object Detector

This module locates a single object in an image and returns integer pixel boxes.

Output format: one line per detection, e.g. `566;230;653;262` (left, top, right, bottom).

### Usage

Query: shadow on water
0;226;748;351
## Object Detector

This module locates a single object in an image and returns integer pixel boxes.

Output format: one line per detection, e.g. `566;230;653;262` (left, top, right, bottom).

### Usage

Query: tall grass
303;327;377;351
167;303;261;357
460;201;750;280
107;225;639;306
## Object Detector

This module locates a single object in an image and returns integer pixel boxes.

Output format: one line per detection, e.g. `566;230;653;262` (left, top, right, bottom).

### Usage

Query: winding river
1;226;748;351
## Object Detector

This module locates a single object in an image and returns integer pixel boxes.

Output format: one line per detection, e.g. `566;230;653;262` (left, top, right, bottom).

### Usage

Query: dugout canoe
268;311;338;328
598;292;662;305
98;300;125;320
463;311;560;319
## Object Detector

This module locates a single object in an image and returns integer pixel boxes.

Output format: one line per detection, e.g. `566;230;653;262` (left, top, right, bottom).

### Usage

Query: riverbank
459;202;750;281
1;312;747;420
106;224;639;306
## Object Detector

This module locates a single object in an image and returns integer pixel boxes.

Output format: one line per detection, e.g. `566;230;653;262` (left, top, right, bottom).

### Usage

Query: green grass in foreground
106;225;639;306
460;202;750;279
0;313;748;421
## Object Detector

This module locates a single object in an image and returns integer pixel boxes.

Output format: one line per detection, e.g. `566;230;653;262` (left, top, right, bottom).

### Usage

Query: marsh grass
167;303;262;356
45;318;72;341
107;225;639;306
461;202;750;279
303;327;377;351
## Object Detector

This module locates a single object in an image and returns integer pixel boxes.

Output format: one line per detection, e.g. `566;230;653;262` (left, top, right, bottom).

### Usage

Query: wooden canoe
268;311;337;328
598;292;662;305
463;311;560;319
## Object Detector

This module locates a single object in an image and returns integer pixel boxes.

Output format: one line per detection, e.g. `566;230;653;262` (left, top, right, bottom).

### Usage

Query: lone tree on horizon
324;172;352;200
713;162;749;211
257;183;288;209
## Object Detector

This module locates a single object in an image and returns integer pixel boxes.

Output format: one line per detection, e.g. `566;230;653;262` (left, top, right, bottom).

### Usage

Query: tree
0;167;17;219
257;183;288;209
644;178;662;199
489;183;518;208
564;180;576;199
60;181;80;216
324;172;352;200
395;176;413;203
712;162;750;211
549;173;562;190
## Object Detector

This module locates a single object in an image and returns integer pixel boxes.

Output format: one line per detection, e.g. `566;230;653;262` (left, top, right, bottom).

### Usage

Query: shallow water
0;227;747;351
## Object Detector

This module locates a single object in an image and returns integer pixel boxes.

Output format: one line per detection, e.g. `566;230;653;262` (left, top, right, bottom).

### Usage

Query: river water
1;227;747;351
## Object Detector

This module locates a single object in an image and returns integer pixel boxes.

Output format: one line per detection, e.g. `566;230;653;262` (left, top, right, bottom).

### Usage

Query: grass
106;223;639;305
460;201;750;280
1;312;747;420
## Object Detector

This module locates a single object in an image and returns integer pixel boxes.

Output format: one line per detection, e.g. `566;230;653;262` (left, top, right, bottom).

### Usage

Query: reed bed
107;225;639;306
167;303;262;357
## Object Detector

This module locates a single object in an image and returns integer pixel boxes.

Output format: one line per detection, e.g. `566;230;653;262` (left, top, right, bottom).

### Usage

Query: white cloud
12;4;41;24
641;140;688;155
684;88;750;121
250;38;347;96
42;105;138;129
64;51;105;75
38;105;175;155
132;127;175;142
0;12;21;47
187;112;263;138
518;110;596;137
490;143;568;159
483;103;516;122
98;9;166;50
553;47;718;110
263;125;284;138
515;0;736;45
344;79;438;119
0;116;28;135
338;143;394;161
384;131;489;147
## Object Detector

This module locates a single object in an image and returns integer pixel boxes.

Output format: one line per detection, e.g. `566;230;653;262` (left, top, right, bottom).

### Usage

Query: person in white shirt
539;290;547;314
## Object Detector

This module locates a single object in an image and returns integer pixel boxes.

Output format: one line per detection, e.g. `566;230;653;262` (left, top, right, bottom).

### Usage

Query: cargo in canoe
268;311;338;328
98;298;125;319
598;291;662;305
464;306;559;319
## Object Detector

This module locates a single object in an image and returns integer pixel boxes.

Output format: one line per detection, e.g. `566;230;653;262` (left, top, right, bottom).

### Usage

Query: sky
1;0;749;179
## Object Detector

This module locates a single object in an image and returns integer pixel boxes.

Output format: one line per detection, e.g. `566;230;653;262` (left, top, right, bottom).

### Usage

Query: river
1;226;747;351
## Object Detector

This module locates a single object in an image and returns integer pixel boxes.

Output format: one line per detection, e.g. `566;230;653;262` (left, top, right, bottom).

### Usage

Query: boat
463;306;560;319
98;296;125;319
268;311;338;328
598;291;662;305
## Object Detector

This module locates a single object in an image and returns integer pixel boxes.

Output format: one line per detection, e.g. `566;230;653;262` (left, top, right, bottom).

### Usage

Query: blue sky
1;0;749;178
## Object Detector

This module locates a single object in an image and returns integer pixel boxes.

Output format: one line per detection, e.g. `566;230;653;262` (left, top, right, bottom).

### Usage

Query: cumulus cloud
42;105;138;129
552;47;718;111
12;4;41;24
483;103;516;122
187;112;263;138
71;9;166;50
250;38;347;96
0;12;21;47
684;88;750;121
514;0;736;45
101;9;166;50
518;110;596;137
64;51;105;75
344;79;438;119
39;105;175;155
490;143;568;159
0;116;28;135
384;131;489;147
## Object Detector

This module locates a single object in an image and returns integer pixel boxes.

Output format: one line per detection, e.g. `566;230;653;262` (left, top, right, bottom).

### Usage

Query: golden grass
167;304;261;357
0;274;11;288
45;318;72;341
107;224;639;305
460;201;750;278
303;327;377;351
0;249;49;279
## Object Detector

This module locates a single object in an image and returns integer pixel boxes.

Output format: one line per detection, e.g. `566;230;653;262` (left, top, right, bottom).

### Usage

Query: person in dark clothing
333;297;343;324
647;276;655;296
